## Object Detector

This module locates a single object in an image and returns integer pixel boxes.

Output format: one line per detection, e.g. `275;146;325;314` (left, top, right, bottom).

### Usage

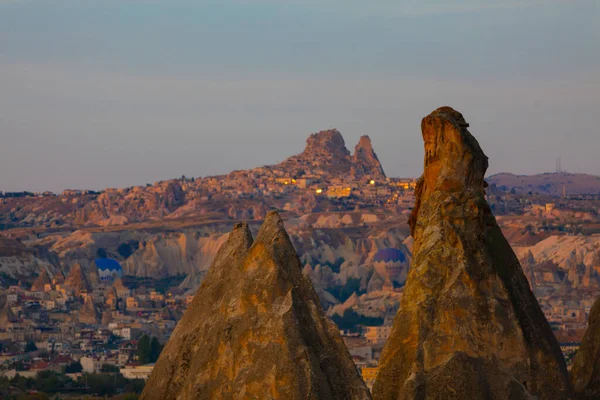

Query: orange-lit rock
141;211;371;400
373;107;571;400
571;296;600;399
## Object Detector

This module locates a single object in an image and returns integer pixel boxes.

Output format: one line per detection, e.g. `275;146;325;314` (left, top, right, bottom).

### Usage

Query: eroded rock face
64;263;92;294
141;212;371;400
373;107;571;400
79;296;101;325
353;135;386;178
31;269;51;291
571;296;600;399
304;129;350;160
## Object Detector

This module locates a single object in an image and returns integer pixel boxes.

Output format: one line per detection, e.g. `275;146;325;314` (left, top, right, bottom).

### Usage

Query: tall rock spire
353;135;386;178
141;212;371;400
64;263;92;295
373;107;571;400
31;268;51;292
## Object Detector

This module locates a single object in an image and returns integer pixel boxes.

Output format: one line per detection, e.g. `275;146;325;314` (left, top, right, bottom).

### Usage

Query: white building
80;356;103;373
121;364;155;380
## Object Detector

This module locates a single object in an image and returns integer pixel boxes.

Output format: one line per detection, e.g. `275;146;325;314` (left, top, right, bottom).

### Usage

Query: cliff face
373;107;571;400
141;212;371;400
122;231;228;279
304;129;351;160
571;296;600;399
0;236;59;280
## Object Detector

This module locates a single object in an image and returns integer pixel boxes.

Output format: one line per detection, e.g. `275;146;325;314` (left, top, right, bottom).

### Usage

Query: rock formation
141;212;371;400
79;296;101;325
64;263;92;294
0;236;58;280
110;277;129;298
31;269;51;291
162;181;185;210
571;296;600;399
123;231;228;279
0;296;18;326
278;129;385;180
353;135;386;178
372;107;571;400
52;270;65;285
304;129;350;160
101;311;113;326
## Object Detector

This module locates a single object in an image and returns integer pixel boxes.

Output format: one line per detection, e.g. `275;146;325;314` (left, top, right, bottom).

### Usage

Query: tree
101;364;120;373
137;335;151;364
64;361;83;374
331;309;384;332
82;373;120;396
150;337;162;363
25;341;38;352
138;335;163;364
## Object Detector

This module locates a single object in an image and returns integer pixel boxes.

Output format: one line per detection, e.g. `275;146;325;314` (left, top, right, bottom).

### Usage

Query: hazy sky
1;0;599;192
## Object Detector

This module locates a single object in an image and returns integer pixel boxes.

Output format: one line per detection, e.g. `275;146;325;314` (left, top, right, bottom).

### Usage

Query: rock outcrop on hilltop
571;296;600;399
304;129;351;159
141;212;371;400
279;129;386;179
162;181;185;211
353;135;386;178
372;107;571;400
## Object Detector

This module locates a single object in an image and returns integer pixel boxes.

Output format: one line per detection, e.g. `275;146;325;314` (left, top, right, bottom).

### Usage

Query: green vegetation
24;342;38;353
64;361;83;374
80;373;144;396
137;335;163;364
122;275;186;294
117;240;140;258
322;257;345;274
0;371;145;398
331;309;384;332
326;278;365;303
0;272;19;287
101;364;121;373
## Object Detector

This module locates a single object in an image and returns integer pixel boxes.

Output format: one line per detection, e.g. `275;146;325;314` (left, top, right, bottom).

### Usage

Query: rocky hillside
277;130;386;180
141;212;371;400
373;107;571;399
0;236;60;280
0;129;386;230
488;172;600;196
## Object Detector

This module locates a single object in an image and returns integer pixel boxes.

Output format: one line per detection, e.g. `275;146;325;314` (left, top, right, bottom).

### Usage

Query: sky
0;0;599;192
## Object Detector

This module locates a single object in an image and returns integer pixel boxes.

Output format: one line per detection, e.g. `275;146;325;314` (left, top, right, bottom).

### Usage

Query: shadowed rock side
372;107;571;400
571;297;600;399
353;135;386;178
141;211;371;400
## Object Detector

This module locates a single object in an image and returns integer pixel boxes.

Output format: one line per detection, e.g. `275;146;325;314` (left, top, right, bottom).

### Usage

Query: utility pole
556;156;563;173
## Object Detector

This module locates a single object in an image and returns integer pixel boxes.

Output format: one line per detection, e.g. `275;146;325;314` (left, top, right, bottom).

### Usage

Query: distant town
1;129;600;397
